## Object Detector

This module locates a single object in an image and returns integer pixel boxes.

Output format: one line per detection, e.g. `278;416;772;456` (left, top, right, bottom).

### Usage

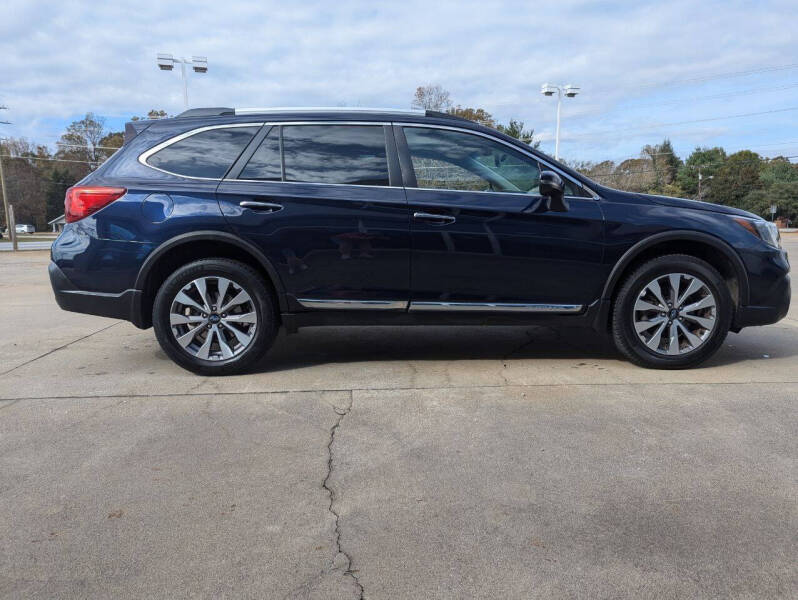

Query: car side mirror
539;171;569;212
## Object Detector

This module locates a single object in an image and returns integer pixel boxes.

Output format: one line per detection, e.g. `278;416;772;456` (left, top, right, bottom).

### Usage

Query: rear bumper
49;261;143;325
733;273;791;330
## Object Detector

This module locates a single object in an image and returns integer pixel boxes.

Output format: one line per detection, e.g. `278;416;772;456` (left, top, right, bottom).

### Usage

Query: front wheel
153;258;278;375
612;254;733;369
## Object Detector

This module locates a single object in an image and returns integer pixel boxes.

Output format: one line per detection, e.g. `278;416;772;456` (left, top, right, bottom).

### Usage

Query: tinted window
404;127;541;194
240;127;281;180
148;126;258;178
282;125;389;186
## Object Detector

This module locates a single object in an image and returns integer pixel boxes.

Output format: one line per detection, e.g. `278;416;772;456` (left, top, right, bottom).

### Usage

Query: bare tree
412;85;452;111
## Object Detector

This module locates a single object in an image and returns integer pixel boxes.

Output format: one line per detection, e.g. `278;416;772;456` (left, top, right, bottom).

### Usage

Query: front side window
147;126;259;178
282;125;389;186
404;127;541;194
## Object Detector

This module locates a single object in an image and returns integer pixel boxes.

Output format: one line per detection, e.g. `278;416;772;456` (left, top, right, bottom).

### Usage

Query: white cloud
1;0;796;160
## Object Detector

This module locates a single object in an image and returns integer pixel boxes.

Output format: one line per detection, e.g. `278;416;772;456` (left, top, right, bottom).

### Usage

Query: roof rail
174;106;474;121
177;107;235;118
424;110;472;122
234;106;424;116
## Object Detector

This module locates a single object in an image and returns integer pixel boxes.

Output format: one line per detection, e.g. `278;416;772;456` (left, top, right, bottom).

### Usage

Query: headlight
733;217;781;249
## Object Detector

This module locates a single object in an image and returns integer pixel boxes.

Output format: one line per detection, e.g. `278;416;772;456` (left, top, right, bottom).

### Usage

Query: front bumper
49;261;142;324
733;273;791;330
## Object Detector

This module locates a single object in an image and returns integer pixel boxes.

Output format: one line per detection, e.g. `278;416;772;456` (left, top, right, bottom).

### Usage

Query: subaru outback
49;107;791;374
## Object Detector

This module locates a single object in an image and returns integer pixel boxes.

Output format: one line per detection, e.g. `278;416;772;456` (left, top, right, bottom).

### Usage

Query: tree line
567;141;798;224
2;91;796;231
0;110;166;230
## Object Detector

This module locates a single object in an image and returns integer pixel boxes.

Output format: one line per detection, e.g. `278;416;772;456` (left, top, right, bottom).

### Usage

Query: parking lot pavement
1;242;796;599
0;241;54;251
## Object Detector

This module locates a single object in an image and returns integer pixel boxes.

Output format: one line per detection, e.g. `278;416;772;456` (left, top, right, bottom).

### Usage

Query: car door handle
239;200;283;212
413;212;456;225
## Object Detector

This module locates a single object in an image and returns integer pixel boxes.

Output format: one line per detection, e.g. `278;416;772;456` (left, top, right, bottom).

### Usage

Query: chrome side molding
297;298;583;313
296;298;408;310
408;301;583;313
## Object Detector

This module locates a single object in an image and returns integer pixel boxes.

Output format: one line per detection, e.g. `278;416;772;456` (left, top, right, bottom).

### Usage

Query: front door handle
413;212;456;225
240;200;283;212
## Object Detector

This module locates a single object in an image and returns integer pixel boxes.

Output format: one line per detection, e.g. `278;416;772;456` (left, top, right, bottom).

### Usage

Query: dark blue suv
49;107;791;374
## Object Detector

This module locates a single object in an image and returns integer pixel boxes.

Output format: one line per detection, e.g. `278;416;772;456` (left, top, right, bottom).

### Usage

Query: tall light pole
697;169;714;201
157;54;208;109
541;83;580;160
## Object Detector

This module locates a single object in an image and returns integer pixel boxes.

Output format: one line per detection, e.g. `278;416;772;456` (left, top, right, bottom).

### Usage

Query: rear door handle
239;200;283;212
413;212;456;225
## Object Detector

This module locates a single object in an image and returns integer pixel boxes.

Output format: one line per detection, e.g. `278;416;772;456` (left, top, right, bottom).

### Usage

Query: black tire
153;258;278;375
612;254;733;369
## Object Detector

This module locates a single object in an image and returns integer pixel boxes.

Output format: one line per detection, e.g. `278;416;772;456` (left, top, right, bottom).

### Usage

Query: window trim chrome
395;122;600;200
137;119;601;200
138;122;265;180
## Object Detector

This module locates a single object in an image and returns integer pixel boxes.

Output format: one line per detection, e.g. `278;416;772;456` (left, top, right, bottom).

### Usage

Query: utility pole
0;105;16;250
0;149;15;250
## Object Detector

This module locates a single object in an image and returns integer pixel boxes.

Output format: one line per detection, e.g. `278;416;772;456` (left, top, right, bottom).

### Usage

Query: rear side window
146;126;259;178
239;127;281;180
281;125;389;186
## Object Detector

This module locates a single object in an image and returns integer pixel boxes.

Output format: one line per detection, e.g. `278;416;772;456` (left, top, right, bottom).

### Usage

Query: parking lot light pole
157;54;208;109
541;83;580;160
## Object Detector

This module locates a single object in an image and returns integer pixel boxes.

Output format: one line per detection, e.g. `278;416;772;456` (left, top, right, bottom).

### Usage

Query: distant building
48;214;66;232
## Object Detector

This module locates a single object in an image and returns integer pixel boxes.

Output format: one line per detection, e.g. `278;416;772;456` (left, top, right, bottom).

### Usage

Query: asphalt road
1;239;796;599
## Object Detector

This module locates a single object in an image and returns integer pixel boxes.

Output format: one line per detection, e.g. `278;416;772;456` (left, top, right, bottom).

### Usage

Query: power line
618;62;798;92
55;142;122;151
565;106;798;140
565;82;798;122
0;155;100;165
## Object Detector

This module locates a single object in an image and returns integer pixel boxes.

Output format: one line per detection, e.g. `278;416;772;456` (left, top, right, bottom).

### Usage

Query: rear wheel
153;258;277;375
612;254;732;369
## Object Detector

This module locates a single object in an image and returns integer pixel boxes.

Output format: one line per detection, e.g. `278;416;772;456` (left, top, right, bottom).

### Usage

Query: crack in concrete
322;391;364;599
3;379;798;404
0;321;122;377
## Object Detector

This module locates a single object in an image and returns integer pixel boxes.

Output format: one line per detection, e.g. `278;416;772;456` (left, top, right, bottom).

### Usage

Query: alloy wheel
632;272;717;356
169;276;258;361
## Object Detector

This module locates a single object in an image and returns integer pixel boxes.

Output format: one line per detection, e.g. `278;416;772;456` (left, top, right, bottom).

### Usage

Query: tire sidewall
615;256;732;368
153;259;276;375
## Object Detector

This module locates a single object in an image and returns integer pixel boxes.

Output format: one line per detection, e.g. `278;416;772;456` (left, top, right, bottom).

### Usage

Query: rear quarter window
145;126;259;178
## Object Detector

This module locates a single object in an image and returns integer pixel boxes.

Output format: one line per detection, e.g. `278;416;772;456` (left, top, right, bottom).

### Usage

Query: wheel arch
132;231;287;328
597;231;749;332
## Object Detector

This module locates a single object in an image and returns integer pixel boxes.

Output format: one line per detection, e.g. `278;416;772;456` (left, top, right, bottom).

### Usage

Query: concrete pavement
1;240;796;598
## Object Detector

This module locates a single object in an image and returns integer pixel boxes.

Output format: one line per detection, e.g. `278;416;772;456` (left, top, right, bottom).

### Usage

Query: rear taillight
65;187;127;223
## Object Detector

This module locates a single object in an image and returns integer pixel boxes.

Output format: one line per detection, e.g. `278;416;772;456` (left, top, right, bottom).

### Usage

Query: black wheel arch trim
133;230;288;312
593;230;750;333
601;230;750;304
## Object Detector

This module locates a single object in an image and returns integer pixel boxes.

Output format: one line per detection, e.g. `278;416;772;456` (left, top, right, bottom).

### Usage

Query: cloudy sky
1;0;797;162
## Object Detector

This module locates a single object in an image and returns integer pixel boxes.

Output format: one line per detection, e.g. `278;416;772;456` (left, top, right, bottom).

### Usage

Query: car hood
638;193;759;219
